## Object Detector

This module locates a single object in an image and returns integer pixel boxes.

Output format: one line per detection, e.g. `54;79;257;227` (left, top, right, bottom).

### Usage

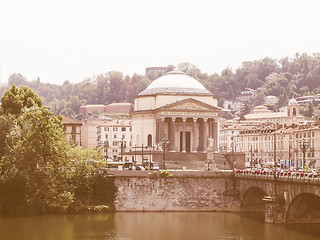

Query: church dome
138;71;211;96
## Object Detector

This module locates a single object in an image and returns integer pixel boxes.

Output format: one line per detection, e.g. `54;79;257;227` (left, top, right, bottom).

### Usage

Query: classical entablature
132;98;220;117
156;98;220;118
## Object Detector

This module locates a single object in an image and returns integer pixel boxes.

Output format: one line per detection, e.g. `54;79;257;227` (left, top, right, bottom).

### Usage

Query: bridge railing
235;169;320;184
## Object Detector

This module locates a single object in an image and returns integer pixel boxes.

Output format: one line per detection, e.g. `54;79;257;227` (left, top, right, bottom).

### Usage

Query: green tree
242;103;251;115
16;107;69;171
68;147;115;209
177;62;201;79
277;92;288;108
0;86;114;215
306;103;314;118
253;92;265;106
8;73;27;87
1;85;42;115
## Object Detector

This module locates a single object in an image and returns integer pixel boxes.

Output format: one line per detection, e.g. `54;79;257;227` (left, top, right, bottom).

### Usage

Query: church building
131;71;221;166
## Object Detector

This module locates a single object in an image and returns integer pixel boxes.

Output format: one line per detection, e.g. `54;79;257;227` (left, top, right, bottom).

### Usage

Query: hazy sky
1;0;320;85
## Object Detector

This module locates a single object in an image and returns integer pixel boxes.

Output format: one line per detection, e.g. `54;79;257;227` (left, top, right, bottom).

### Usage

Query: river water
0;212;320;240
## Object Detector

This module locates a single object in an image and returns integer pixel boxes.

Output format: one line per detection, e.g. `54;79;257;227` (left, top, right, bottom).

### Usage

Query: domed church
130;71;221;168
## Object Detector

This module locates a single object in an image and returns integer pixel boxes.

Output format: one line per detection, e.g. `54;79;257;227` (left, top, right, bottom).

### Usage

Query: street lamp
118;136;125;162
159;137;169;169
104;141;109;161
299;140;309;170
273;130;276;173
273;128;277;195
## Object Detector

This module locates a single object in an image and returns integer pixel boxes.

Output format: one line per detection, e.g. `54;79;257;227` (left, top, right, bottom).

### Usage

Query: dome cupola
139;71;211;96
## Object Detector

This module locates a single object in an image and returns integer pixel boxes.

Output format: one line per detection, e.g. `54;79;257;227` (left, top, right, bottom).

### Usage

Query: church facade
131;71;221;164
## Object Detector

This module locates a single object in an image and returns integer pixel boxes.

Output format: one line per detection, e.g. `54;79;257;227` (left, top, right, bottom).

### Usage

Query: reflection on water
0;212;319;240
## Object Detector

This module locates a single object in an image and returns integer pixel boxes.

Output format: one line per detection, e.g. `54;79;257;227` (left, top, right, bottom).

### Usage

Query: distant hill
1;53;320;119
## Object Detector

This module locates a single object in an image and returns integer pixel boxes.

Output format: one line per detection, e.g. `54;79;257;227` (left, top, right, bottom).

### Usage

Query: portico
155;105;219;153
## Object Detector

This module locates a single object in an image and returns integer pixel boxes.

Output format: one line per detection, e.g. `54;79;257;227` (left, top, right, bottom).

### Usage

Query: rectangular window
113;141;117;146
113;127;118;131
122;127;126;131
72;126;76;133
114;134;117;139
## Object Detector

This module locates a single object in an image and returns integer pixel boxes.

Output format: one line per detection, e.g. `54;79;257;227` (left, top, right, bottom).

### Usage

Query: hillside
1;53;320;119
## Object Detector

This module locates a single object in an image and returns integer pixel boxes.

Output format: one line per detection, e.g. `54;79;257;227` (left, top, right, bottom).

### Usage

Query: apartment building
225;123;320;170
61;116;82;145
97;119;132;160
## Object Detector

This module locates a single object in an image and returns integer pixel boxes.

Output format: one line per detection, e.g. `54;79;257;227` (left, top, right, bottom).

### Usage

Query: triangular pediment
158;98;220;112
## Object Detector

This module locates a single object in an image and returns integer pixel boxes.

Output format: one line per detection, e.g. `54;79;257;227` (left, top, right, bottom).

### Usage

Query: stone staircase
212;152;232;170
163;152;231;171
164;152;206;170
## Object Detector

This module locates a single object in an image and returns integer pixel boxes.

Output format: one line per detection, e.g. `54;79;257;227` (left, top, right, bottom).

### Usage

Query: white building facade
131;71;221;164
97;120;132;160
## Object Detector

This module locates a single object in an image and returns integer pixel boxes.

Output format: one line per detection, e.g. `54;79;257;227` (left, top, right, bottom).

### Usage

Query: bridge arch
286;193;320;223
240;187;266;212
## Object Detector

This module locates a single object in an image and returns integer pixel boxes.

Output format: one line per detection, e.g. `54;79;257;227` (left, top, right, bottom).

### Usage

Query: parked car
152;163;159;171
135;165;145;171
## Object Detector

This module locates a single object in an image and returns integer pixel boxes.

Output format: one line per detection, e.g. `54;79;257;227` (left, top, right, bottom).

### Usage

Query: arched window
147;134;152;147
293;108;296;116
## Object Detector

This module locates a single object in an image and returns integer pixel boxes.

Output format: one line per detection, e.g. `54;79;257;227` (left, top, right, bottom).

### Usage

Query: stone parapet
111;170;233;178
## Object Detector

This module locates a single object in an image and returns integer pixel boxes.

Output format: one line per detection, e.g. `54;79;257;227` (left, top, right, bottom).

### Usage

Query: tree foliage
1;85;42;115
0;86;115;215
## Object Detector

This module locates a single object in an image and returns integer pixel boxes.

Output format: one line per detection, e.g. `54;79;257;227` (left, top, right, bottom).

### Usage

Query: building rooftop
105;103;132;114
244;111;287;119
61;116;82;125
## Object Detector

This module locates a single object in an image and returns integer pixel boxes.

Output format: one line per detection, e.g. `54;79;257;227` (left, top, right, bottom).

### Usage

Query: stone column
263;195;285;223
213;120;219;151
182;117;187;152
199;119;203;152
169;117;176;152
209;119;213;139
156;119;159;143
193;118;197;153
159;117;165;141
212;120;216;151
202;118;208;153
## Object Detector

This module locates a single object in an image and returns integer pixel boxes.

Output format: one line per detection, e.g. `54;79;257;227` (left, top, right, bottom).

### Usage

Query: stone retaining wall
113;171;240;212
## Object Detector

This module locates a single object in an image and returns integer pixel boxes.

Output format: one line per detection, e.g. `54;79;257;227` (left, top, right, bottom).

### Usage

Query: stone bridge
235;171;320;223
112;171;320;223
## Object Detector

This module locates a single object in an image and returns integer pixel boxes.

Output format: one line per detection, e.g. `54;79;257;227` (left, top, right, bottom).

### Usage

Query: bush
160;170;173;178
